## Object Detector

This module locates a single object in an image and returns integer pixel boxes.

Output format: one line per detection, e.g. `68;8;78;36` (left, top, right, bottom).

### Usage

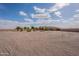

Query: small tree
20;28;23;32
31;26;34;29
16;26;21;31
31;26;35;31
24;27;27;31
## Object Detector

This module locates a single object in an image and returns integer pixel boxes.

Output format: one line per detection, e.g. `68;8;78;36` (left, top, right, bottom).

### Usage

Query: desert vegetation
15;26;60;32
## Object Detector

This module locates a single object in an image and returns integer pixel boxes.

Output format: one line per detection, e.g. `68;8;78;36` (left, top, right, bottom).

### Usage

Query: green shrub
26;27;31;32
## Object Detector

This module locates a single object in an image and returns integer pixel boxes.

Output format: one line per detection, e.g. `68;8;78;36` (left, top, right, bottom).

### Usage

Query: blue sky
0;3;53;22
0;3;79;29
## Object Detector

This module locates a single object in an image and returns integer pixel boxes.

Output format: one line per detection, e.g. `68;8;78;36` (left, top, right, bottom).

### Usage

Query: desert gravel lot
0;31;79;56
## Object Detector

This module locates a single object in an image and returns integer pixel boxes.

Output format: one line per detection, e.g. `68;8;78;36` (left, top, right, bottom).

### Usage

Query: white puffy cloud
55;3;69;9
31;13;51;18
48;3;70;13
33;6;46;13
73;14;79;18
32;6;51;19
24;18;33;22
70;10;79;21
48;3;70;18
75;9;79;13
19;11;27;16
54;11;62;18
69;13;79;22
35;19;53;24
19;11;34;23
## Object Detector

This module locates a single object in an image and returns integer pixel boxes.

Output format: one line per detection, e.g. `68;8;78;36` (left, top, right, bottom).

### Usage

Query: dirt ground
0;31;79;56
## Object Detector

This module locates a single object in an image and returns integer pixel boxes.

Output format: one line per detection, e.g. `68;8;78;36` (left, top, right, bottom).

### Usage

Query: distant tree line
15;26;60;32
